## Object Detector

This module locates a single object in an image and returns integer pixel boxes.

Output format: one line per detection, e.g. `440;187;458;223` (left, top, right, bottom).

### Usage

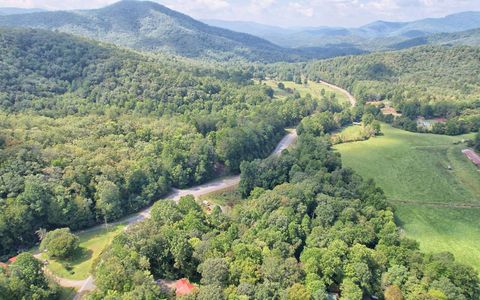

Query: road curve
38;129;299;297
41;83;356;298
320;80;356;107
130;129;298;223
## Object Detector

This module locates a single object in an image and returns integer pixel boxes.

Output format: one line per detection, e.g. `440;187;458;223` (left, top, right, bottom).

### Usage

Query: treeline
87;112;479;299
262;45;480;135
473;132;480;151
0;28;318;258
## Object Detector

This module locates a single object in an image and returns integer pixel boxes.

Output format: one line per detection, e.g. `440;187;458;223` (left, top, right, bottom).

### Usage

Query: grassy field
335;124;480;270
42;224;125;280
332;125;369;144
263;80;350;105
198;185;243;214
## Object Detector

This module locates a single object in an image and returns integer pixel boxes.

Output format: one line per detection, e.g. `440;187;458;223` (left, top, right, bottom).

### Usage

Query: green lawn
198;185;242;211
335;124;480;270
42;224;125;280
332;125;369;144
263;80;350;105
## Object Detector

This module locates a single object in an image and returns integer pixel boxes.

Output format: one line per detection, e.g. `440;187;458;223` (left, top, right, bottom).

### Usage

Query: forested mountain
0;1;298;62
0;28;320;258
207;11;480;51
391;28;480;50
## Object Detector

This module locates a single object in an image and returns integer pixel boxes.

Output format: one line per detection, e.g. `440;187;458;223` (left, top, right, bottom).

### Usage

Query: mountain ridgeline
0;0;356;62
206;11;480;51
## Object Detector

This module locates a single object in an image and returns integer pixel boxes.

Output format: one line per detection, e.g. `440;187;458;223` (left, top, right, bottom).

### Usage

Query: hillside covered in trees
0;28;320;258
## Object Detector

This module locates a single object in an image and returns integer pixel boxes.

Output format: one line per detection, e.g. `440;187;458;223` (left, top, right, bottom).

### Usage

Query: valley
33;80;352;297
0;1;479;300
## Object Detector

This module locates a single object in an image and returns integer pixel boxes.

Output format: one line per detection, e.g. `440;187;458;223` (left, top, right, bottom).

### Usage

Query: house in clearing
157;278;197;297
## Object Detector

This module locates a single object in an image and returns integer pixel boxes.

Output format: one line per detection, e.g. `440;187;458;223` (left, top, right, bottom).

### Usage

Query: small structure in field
8;256;17;263
462;149;480;167
417;117;447;129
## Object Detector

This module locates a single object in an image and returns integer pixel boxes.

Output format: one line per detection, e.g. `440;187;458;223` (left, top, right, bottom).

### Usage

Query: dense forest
0;28;319;258
265;46;480;135
87;102;479;300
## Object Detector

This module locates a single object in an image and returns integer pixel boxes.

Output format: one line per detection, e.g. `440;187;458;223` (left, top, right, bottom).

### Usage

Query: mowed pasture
263;80;350;105
335;124;480;271
41;224;125;280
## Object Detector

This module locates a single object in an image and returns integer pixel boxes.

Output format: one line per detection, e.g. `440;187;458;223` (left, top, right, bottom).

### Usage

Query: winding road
320;80;357;107
41;83;355;299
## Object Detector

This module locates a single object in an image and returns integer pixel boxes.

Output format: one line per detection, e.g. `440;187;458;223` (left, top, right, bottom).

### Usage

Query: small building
8;256;17;263
175;278;197;297
157;278;197;297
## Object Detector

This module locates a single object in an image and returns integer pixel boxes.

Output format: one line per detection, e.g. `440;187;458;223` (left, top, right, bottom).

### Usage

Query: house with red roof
157;278;197;297
8;256;17;263
175;278;196;296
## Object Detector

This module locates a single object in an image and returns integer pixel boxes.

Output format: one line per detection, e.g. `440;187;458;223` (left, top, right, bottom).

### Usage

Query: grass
332;125;369;144
335;124;480;270
263;80;350;105
198;185;243;209
42;224;125;280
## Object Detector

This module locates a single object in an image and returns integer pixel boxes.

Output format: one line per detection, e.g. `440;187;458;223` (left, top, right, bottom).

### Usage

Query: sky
1;0;480;27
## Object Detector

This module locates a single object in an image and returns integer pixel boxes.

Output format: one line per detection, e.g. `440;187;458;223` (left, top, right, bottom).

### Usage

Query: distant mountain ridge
206;11;480;50
0;7;46;15
0;1;300;62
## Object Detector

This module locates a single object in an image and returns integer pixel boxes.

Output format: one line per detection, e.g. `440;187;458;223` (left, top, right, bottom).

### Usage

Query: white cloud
193;0;229;10
1;0;480;27
288;2;314;17
0;0;116;10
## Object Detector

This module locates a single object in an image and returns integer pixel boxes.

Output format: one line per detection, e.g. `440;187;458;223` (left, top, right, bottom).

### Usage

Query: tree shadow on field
59;247;93;274
392;205;406;228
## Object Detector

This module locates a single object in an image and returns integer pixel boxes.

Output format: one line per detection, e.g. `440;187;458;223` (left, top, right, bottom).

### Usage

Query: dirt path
320;80;356;107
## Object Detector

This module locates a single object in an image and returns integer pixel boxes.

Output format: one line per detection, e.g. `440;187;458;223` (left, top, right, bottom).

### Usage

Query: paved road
41;83;356;298
128;129;298;222
39;129;299;297
320;80;357;107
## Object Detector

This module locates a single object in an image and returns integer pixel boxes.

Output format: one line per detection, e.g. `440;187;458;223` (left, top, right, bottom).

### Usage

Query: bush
40;228;79;259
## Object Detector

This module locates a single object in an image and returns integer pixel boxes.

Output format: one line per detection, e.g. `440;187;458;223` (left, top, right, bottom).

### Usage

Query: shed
175;278;196;296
